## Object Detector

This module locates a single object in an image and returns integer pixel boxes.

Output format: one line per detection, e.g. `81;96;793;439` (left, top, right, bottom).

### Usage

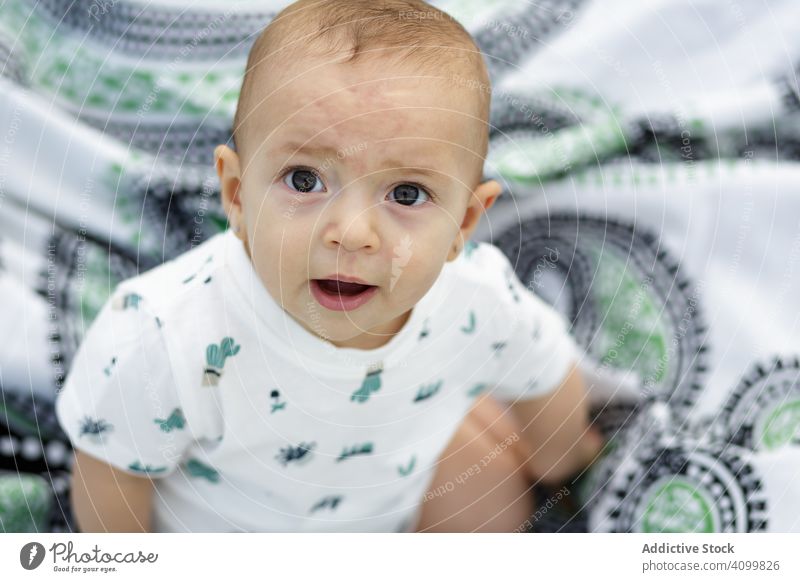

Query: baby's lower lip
309;279;379;312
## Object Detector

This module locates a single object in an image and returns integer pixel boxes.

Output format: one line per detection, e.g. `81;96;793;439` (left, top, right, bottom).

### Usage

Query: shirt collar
219;228;447;375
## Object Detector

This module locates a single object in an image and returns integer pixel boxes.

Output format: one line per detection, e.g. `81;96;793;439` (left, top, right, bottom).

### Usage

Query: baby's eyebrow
276;142;447;177
275;142;336;157
379;159;446;179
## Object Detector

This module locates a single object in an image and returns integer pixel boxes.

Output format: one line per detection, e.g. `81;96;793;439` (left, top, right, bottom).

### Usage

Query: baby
56;0;604;533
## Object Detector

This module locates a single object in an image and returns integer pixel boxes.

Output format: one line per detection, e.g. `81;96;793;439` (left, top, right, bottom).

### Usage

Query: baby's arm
70;450;154;532
508;361;605;486
56;290;197;533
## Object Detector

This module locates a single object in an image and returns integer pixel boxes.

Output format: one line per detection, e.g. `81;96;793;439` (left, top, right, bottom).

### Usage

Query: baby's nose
323;189;381;252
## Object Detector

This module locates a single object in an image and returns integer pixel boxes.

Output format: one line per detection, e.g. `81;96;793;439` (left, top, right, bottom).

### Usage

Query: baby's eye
283;168;325;193
387;183;431;207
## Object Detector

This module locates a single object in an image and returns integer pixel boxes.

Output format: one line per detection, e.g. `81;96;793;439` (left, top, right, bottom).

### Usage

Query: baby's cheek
392;254;443;300
247;186;303;224
250;197;311;240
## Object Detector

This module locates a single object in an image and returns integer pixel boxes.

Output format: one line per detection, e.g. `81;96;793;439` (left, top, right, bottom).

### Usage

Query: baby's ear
214;144;244;226
447;180;503;262
456;179;502;238
214;145;240;179
474;179;502;212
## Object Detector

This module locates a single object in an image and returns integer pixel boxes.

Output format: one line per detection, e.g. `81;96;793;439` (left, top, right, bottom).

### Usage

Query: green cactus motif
207;337;240;367
460;310;476;334
186;458;220;483
124;293;142;309
128;461;167;475
463;240;479;258
102;357;117;377
413;380;443;403
418;318;430;340
350;363;383;403
269;389;287;413
505;268;521;303
182;255;214;284
112;292;142;311
466;383;490;398
202;336;241;386
336;441;374;462
275;442;316;466
79;416;113;438
154;408;186;432
397;455;416;476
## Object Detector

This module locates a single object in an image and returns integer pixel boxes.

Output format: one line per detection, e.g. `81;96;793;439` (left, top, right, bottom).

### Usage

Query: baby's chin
298;289;414;350
301;317;396;350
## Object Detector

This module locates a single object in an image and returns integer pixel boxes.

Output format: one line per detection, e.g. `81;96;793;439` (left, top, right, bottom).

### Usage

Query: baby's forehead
245;59;484;146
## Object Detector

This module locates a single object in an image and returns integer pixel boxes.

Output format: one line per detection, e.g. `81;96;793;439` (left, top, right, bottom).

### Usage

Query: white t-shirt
55;228;578;532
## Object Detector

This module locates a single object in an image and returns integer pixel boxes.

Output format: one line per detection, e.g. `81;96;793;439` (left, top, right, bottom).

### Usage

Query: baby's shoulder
111;232;228;316
448;240;521;302
444;239;558;333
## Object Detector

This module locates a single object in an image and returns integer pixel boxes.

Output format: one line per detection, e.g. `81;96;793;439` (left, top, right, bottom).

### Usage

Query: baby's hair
231;0;492;175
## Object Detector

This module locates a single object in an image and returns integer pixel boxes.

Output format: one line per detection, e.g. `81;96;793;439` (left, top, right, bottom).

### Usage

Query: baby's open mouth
310;278;379;311
313;279;376;296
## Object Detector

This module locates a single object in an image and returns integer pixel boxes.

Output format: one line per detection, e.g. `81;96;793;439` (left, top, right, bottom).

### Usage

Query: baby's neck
326;308;413;350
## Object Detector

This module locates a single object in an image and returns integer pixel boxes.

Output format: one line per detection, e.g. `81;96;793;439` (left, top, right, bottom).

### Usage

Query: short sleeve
55;288;195;478
485;246;580;402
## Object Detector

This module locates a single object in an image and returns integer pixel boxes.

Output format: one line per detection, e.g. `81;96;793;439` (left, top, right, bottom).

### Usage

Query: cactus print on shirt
55;229;577;532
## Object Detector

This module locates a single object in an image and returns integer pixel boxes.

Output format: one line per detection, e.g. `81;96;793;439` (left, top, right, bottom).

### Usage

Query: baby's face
216;57;498;350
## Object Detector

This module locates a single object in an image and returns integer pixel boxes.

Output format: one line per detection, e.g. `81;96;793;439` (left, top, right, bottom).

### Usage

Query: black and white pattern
494;213;710;416
2;0;800;533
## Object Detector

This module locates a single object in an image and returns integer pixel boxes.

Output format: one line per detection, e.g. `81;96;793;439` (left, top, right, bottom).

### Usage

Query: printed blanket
0;0;798;532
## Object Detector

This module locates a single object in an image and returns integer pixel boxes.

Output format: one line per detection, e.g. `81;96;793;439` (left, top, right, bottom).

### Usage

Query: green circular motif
0;474;51;532
590;249;668;381
760;400;800;451
642;478;717;533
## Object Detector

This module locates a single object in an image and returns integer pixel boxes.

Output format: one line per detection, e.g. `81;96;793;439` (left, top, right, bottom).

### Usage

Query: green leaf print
351;366;383;403
397;455;416;476
336;442;374;462
102;357;117;377
310;495;343;512
128;461;167;475
460;310;476;334
466;383;490;398
186;458;220;483
154;408;186;432
413;380;443;403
